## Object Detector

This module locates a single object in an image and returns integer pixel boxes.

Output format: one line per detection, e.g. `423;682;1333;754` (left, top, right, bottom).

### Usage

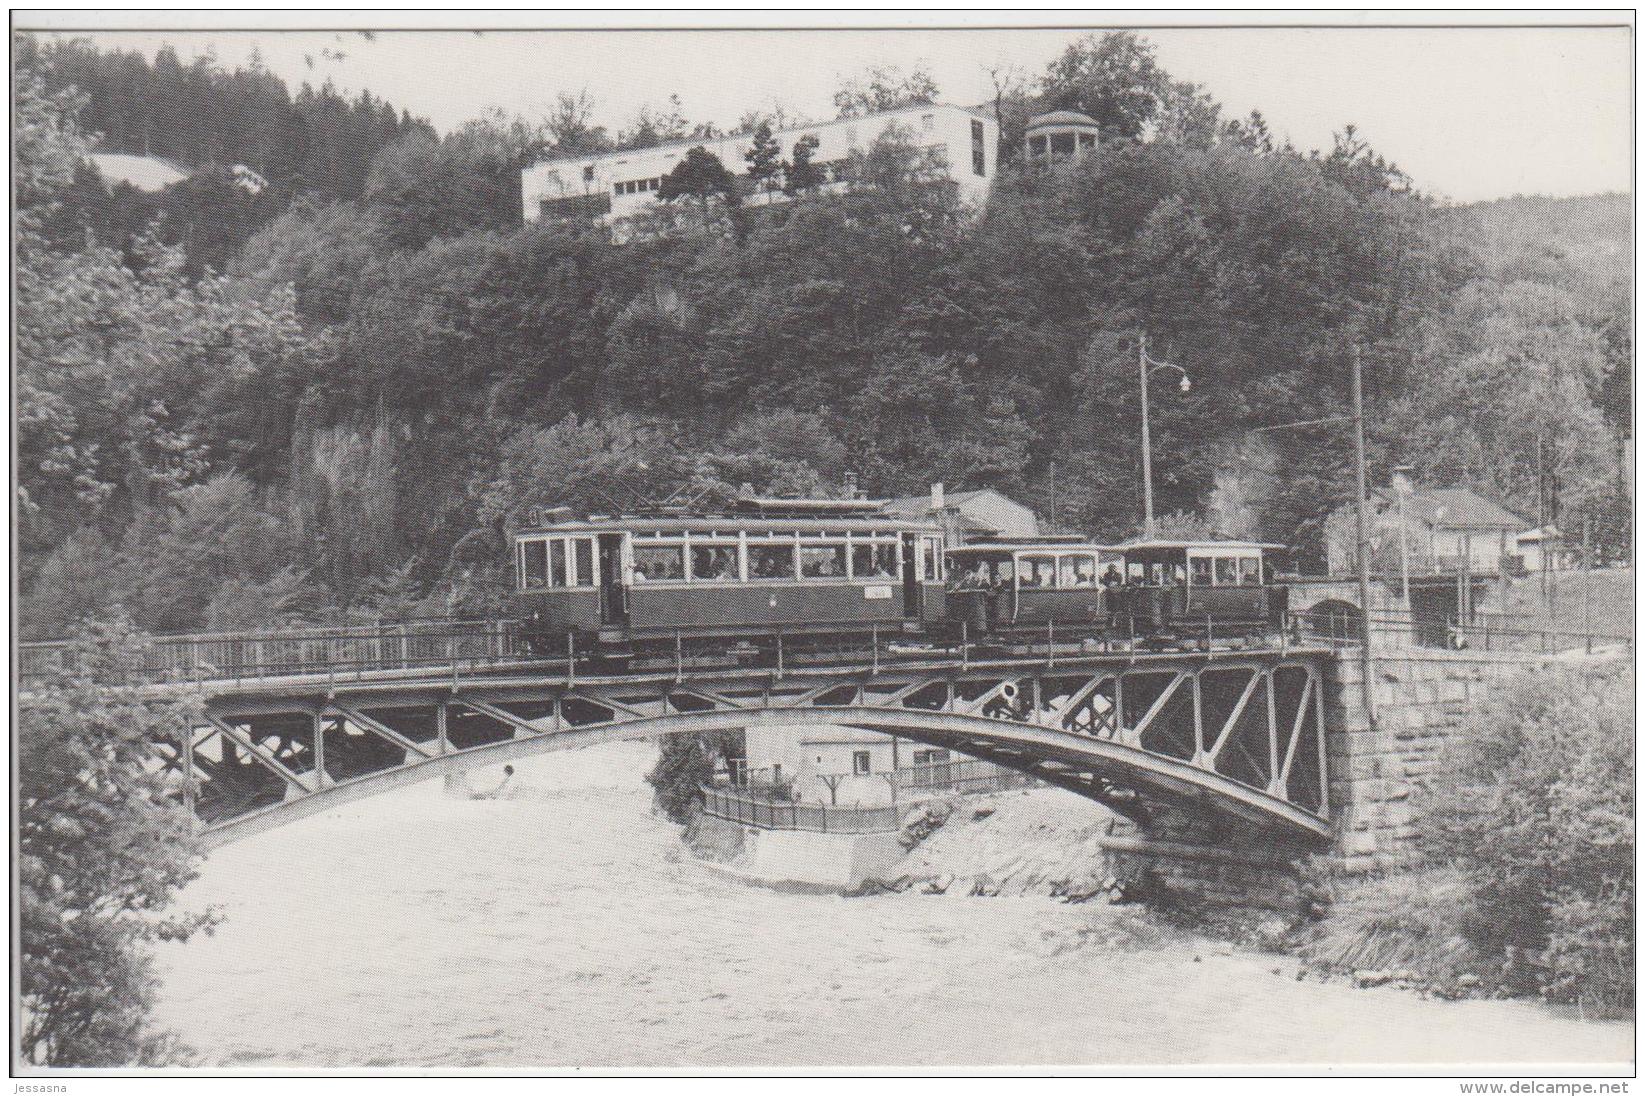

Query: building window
852;751;871;776
922;113;935;132
971;119;986;176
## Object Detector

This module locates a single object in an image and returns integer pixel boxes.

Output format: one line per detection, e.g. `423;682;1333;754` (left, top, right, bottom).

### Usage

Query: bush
1421;661;1633;1016
645;731;742;824
1294;866;1482;982
19;615;218;1065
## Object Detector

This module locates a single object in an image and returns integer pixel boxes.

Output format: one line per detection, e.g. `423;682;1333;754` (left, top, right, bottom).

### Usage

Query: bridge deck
121;641;1342;852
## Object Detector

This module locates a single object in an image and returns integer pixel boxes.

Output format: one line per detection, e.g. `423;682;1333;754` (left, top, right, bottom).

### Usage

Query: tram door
597;533;628;626
900;533;923;618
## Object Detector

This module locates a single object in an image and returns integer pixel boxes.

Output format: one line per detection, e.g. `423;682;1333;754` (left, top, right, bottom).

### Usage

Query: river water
153;742;1632;1070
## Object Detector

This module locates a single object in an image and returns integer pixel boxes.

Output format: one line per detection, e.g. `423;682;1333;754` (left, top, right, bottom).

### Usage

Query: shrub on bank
1420;662;1633;1016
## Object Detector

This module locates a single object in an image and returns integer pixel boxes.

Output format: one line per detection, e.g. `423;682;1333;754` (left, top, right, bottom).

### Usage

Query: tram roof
1115;537;1287;553
949;539;1119;555
517;514;943;535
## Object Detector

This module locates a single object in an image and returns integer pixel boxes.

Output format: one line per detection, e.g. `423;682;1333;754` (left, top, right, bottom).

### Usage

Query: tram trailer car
513;499;947;657
943;538;1123;637
1105;539;1290;647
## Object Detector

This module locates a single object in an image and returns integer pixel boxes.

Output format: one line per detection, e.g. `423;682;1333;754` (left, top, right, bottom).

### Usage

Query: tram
1104;538;1290;647
514;497;947;657
942;536;1122;636
511;496;1294;661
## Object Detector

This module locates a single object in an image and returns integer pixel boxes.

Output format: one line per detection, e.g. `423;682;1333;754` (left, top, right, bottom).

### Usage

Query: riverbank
151;741;1631;1069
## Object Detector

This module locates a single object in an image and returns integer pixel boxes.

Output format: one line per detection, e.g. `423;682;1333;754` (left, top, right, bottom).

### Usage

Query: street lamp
1138;333;1191;539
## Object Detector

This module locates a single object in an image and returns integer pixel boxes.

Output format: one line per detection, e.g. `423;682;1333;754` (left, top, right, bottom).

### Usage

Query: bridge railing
893;757;1036;797
700;784;901;834
1291;608;1631;655
19;618;528;686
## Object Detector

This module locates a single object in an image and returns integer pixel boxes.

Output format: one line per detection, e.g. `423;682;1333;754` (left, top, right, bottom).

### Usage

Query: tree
1224;109;1276;154
1152;80;1223;149
832;63;940;118
656;145;738;204
20;615;217;1066
646;731;741;823
543;89;612;157
1040;31;1171;141
744;121;783;199
783;133;824;195
364;120;525;248
619;94;693;149
1423;664;1633;1016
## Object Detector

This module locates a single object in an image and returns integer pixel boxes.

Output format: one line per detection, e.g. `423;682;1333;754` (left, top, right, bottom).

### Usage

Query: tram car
513;497;948;658
1104;538;1290;648
942;537;1123;637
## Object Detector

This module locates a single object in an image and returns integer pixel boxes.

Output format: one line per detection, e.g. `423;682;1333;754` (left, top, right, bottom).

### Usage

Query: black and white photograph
10;10;1637;1080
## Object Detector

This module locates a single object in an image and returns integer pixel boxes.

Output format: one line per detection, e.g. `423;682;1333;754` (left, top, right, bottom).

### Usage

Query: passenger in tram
1072;559;1098;588
1101;564;1124;589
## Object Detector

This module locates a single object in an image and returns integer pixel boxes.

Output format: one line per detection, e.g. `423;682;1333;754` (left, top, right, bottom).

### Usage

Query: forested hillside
15;32;1631;640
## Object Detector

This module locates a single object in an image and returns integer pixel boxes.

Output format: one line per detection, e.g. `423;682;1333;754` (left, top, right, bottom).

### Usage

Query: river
153;741;1632;1070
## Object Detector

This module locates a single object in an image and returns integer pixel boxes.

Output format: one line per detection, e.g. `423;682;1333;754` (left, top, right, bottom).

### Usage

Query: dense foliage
1421;662;1633;1016
17;31;1631;643
647;732;739;823
17;35;435;199
19;616;216;1065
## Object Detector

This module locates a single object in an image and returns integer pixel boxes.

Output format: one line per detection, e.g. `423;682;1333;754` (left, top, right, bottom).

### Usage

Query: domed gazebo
1024;109;1099;162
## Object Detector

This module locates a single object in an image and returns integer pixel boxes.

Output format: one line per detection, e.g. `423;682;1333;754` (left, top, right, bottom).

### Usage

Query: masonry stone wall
1322;647;1544;873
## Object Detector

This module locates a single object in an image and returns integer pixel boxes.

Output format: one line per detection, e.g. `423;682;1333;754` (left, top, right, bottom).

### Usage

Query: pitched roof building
881;484;1039;545
1324;468;1528;575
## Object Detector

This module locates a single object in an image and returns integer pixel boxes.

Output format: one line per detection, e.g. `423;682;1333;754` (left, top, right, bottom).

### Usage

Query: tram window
1019;555;1057;589
690;544;739;582
549;537;568;587
748;543;797;580
522;540;548;589
633;544;685;581
800;544;847;579
573;539;594;587
1190;557;1213;586
1238;557;1262;585
1061;554;1098;588
1214;557;1239;585
922;537;944;581
852;542;898;579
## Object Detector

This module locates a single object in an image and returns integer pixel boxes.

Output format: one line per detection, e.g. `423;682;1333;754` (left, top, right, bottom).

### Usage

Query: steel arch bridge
152;649;1335;849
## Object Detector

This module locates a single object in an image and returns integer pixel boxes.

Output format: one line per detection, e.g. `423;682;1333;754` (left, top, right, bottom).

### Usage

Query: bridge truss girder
173;652;1333;848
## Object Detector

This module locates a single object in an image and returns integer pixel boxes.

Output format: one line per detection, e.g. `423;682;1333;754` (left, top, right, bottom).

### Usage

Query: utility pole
1582;514;1593;653
1049;460;1058;533
1350;345;1377;726
1137;333;1191;541
1537;432;1550;605
1139;333;1155;538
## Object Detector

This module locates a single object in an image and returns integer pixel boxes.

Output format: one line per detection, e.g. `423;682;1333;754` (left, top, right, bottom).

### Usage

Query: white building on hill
521;102;997;225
